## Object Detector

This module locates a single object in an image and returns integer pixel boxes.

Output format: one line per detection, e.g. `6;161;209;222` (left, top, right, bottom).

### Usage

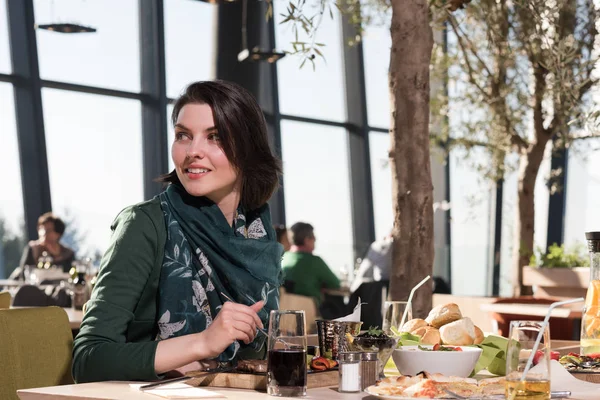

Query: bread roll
473;325;484;344
425;303;462;328
401;318;428;333
439;317;475;346
418;326;441;345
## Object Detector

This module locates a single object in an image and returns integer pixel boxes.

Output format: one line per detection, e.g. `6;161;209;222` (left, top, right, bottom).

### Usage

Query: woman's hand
196;300;265;358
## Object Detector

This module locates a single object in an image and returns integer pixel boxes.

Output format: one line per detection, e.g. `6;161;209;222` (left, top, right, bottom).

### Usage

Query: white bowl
392;345;482;377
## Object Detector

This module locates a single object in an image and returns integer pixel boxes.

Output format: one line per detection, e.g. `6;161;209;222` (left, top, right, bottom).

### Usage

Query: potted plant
523;244;590;298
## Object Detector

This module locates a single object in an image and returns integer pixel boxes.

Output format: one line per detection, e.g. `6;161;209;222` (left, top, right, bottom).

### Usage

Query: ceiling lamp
36;23;97;33
238;47;286;63
237;0;285;64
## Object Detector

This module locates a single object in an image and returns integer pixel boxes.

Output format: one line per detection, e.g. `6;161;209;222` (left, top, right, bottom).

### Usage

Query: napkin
530;360;600;400
129;382;226;399
333;298;361;322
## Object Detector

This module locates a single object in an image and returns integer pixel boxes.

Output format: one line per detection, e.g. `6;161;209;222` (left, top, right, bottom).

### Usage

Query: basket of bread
400;303;484;346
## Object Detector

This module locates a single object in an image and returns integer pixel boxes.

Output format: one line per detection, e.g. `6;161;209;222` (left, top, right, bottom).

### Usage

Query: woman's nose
186;136;207;158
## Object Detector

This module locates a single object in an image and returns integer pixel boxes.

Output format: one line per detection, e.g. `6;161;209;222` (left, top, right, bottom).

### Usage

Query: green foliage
0;216;26;278
529;243;590;268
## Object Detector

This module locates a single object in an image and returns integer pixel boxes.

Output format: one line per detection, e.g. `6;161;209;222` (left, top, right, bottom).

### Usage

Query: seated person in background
350;233;392;293
274;225;291;252
17;212;76;275
72;80;283;383
281;222;340;305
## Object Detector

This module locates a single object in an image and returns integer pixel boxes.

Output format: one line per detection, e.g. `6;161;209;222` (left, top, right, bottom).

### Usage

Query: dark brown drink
267;349;307;396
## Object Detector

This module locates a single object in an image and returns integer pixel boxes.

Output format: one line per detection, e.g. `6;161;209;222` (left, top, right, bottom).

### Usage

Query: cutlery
139;365;235;391
220;292;291;349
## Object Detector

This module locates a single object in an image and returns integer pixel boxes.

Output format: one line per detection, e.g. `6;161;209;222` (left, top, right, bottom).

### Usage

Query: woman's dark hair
37;212;66;236
158;80;282;210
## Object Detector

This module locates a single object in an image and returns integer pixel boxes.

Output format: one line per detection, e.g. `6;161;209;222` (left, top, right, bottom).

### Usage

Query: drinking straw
507;297;583;400
399;275;431;329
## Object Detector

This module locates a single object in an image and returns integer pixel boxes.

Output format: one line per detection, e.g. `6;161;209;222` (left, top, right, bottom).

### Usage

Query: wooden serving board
186;370;339;391
570;371;600;384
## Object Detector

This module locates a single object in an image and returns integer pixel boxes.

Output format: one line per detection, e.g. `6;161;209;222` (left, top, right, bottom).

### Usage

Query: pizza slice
478;376;506;396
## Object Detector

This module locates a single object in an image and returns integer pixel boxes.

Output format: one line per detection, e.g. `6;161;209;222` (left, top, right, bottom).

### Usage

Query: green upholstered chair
0;291;10;308
0;307;74;400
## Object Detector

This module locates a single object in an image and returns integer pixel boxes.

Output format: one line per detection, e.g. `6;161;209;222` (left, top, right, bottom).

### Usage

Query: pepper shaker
338;351;362;393
360;351;379;390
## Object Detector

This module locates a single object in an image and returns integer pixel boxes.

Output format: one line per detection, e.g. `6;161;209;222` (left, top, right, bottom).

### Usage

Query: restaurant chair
279;287;320;333
0;306;73;400
0;291;11;308
12;284;56;307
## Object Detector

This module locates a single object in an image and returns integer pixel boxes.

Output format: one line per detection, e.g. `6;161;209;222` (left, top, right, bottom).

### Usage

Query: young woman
72;80;283;383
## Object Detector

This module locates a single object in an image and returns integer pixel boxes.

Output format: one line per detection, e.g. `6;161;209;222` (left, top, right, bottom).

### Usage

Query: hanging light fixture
37;23;96;33
35;0;97;34
237;0;285;63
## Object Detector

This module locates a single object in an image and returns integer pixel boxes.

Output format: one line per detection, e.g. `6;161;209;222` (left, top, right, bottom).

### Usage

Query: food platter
364;386;436;400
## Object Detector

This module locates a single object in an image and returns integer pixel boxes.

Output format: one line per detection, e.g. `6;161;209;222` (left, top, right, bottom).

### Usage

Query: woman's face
172;103;240;205
38;222;60;244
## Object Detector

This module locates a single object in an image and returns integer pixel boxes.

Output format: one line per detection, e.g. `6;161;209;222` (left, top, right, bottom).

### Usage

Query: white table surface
17;382;370;400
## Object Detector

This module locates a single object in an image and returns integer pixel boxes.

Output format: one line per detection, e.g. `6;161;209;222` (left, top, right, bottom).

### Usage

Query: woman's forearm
154;331;214;374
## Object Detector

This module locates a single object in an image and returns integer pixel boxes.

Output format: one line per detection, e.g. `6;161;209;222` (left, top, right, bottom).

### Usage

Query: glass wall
0;1;10;73
280;120;354;275
275;7;345;122
34;0;140;91
0;83;25;278
164;0;216;98
369;132;393;240
564;140;600;246
42;89;144;256
362;24;391;129
449;147;493;296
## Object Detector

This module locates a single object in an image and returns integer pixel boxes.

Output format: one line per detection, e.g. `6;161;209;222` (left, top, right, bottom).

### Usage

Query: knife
139;365;235;391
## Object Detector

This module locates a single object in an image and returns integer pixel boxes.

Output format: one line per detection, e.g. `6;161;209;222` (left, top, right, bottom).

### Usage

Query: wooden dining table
17;383;364;400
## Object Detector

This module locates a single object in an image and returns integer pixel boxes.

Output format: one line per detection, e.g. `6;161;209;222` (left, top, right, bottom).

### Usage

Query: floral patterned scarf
157;184;283;361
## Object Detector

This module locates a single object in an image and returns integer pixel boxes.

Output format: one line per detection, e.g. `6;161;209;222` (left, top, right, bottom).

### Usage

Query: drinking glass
505;321;551;400
267;310;307;397
382;301;413;335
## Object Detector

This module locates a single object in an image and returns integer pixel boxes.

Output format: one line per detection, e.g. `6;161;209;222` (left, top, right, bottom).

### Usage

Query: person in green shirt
72;81;284;383
281;222;340;305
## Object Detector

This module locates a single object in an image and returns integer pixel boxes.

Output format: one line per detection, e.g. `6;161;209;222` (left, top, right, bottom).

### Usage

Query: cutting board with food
187;357;339;390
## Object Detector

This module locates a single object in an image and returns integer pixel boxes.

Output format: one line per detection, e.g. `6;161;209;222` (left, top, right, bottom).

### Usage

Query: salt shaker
338;351;361;393
360;351;378;390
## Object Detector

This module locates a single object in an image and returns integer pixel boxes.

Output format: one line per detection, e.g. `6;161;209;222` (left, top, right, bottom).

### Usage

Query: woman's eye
208;133;220;141
174;132;189;140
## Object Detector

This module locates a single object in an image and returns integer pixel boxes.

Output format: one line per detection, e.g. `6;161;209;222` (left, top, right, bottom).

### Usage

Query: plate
364;386;434;400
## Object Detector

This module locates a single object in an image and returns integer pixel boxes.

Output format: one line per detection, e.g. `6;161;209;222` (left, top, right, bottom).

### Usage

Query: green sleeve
72;205;160;383
317;257;341;289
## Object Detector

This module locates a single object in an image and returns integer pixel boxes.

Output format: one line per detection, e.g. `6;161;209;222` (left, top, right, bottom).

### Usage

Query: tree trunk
388;0;435;318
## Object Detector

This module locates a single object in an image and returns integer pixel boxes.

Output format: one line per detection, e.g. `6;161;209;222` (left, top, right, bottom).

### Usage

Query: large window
369;132;392;239
362;24;391;129
564;141;600;246
0;1;10;73
34;0;140;92
42;89;144;256
275;6;345;122
164;0;216;98
0;83;25;278
281;120;354;274
449;148;493;296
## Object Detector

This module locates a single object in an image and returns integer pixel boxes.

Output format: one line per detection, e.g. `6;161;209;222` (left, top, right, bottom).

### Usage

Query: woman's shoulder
114;197;163;225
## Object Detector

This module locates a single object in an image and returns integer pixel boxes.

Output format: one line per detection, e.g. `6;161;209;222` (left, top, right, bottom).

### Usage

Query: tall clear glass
382;301;413;334
581;231;600;355
505;321;551;400
266;310;307;397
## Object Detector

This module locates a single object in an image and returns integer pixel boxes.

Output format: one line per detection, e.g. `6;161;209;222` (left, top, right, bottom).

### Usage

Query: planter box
523;266;589;299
